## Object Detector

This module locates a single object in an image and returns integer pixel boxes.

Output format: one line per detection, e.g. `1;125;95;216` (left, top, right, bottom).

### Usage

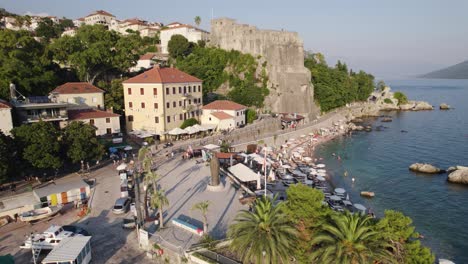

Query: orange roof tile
87;10;115;17
51;82;104;94
139;53;157;60
0;99;12;109
68;109;119;120
123;67;202;84
215;152;236;159
210;111;233;120
203;100;247;111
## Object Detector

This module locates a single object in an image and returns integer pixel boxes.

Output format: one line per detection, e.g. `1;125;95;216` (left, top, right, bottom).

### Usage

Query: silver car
112;197;131;214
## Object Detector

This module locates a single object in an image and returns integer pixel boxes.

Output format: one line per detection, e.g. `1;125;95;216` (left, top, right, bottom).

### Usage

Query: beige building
83;10;116;27
68;109;120;136
160;24;209;54
201;100;247;131
0;99;13;135
130;53;157;72
122;66;203;138
51;82;105;110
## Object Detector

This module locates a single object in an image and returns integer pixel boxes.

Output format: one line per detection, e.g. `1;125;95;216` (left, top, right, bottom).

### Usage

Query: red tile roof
215;152;236;159
87;10;115;17
0;99;12;109
210;111;233;120
166;22;182;26
51;82;104;94
203;100;247;111
139;53;157;60
123;67;202;84
68;109;119;120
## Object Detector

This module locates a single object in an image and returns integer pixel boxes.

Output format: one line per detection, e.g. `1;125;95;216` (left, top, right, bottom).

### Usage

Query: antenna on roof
211;8;214;20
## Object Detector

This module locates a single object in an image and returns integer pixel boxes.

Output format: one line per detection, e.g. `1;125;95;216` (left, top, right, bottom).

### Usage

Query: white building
130;53;157;72
160;24;209;54
201;100;247;131
83;10;116;27
51;82;105;110
0;99;13;136
68;109;121;136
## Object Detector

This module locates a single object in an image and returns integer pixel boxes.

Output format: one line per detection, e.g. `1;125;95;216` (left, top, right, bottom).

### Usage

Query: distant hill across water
421;60;468;79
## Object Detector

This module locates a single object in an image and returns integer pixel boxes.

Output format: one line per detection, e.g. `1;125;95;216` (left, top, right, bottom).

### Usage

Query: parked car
62;225;90;236
112;197;131;214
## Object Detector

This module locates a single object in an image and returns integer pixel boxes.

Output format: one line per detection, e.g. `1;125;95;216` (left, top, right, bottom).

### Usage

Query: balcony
25;114;68;123
181;93;192;99
182;105;195;113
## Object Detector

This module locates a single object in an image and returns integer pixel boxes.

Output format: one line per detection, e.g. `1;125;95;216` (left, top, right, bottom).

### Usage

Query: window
128;115;133;122
166;102;170;108
155;116;159;123
209;117;212;121
106;128;112;134
198;85;201;92
179;114;183;120
106;118;110;123
140;88;144;95
154;103;158;109
188;99;191;105
188;86;191;93
237;112;239;116
129;102;133;108
183;87;186;94
153;88;157;95
172;87;176;94
141;102;145;108
179;87;182;93
128;88;132;95
166;87;169;95
179;101;182;107
167;116;171;123
173;101;176;107
92;97;97;103
89;119;95;125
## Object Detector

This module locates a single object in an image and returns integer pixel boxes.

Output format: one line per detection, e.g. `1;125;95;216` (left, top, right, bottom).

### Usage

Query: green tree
228;196;297;264
168;34;193;59
98;79;125;113
0;131;17;184
35;17;59;41
220;140;231;153
310;211;395;264
194;16;201;27
393;91;408;105
150;188;169;229
62;121;105;164
12;121;62;170
180;118;199;129
283;183;330;262
50;25;141;83
192;200;210;233
0;29;60;100
246;108;257;124
377;80;387;91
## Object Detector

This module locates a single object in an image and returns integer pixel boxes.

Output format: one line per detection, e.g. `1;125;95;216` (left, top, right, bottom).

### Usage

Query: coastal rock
439;103;451;110
409;163;444;174
447;169;468;184
400;101;434;111
447;165;468;173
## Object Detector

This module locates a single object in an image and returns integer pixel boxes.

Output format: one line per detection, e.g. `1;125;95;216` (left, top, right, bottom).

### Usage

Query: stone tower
210;18;319;119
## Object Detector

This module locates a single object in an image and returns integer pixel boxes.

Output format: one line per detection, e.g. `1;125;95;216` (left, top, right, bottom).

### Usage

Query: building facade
0;99;13;135
11;96;69;128
201;100;247;131
68;109;120;136
130;53;157;72
50;82;105;110
122;66;202;138
160;24;209;54
83;10;116;27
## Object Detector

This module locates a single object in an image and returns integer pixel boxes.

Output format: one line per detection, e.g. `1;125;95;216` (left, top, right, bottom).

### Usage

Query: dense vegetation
305;53;376;112
0;121;105;183
229;184;435;264
180;118;199;129
169;35;269;107
394;91;409;105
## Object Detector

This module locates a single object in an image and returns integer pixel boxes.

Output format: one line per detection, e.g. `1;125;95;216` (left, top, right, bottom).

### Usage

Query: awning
203;144;220;151
168;127;188;135
185;126;200;134
229;163;260;182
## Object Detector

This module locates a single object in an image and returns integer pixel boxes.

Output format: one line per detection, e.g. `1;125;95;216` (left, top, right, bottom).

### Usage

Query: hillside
421;60;468;79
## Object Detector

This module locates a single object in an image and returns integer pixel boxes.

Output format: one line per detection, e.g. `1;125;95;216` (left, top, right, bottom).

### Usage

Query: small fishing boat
360;191;375;198
20;225;78;250
19;206;61;222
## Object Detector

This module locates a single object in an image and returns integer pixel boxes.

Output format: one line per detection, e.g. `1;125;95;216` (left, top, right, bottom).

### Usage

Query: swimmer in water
344;171;348;177
352;177;355;183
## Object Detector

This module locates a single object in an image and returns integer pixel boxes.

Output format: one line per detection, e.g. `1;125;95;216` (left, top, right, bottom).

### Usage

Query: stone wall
209;18;319;120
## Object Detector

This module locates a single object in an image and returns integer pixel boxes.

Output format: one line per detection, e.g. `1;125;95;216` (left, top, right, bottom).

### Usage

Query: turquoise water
315;79;468;263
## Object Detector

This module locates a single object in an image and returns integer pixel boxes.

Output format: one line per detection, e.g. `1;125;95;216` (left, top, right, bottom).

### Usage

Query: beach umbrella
124;146;133;151
329;195;342;201
116;163;127;171
168;127;188;135
317;176;326;181
192;124;204;131
354;204;367;213
316;164;326;168
257;172;262;190
335;188;346;195
185;126;199;134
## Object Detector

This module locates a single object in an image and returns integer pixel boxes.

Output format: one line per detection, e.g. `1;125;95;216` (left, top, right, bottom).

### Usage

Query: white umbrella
192;124;205;131
354;203;367;212
116;163;127;171
317;176;326;181
257;172;262;190
185;126;199;134
168;127;188;135
329;195;342;201
335;188;346;194
316;164;326;168
124;146;133;151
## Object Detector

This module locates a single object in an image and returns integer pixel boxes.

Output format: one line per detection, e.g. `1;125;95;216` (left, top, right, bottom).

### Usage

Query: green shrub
246;108;257;124
180;118;199;129
384;98;393;104
393;91;408;105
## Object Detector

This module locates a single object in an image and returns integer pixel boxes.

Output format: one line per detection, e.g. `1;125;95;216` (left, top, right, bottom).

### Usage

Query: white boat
19;206;61;222
20;225;79;250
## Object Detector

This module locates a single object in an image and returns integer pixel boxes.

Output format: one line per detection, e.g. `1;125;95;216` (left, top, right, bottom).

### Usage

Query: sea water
315;79;468;263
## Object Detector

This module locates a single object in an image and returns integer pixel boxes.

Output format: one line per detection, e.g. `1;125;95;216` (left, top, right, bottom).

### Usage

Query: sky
2;0;468;79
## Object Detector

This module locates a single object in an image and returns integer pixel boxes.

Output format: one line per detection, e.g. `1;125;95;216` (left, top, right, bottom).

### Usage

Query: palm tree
150;188;169;228
194;16;201;27
310;211;395;264
192;201;210;233
228;196;298;264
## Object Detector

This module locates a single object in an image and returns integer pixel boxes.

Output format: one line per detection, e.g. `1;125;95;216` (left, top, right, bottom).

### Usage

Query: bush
180;118;199;129
384;98;393;104
246;108;257;124
393;91;408;105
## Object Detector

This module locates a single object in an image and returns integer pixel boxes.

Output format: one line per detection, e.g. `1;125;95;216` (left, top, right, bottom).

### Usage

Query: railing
198;250;241;264
26;115;67;121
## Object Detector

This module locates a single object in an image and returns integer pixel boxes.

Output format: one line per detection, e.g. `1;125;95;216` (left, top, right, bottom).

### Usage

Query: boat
360;191;375;198
19;206;61;222
20;225;80;250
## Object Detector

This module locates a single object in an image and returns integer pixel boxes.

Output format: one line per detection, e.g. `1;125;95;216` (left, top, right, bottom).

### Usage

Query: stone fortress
210;18;319;120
